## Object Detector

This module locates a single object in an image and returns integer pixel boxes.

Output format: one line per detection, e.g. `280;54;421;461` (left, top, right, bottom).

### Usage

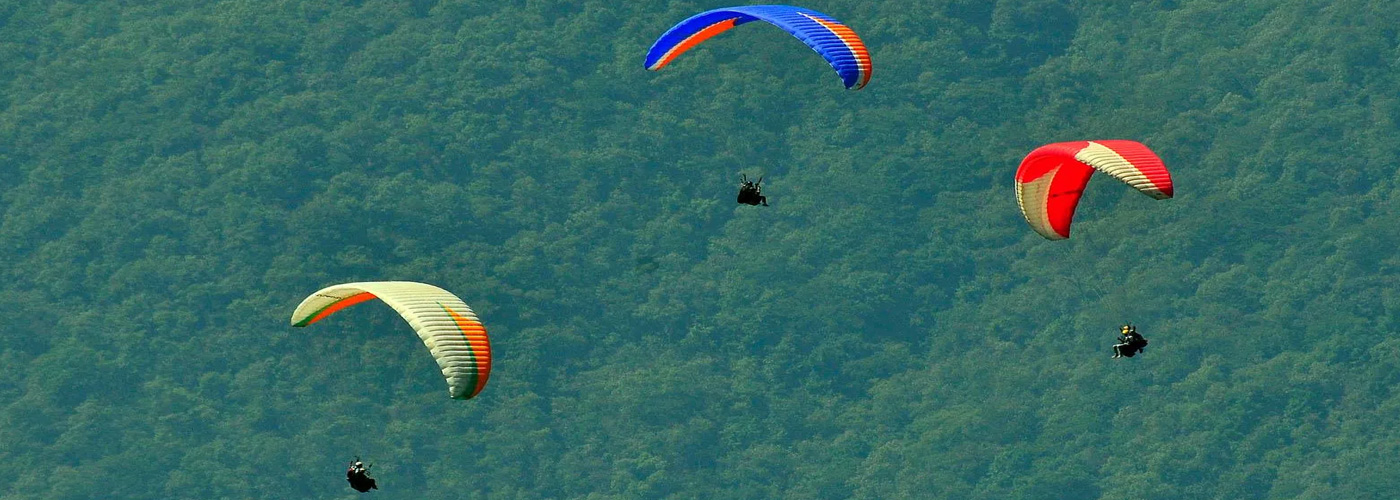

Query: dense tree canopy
2;0;1399;498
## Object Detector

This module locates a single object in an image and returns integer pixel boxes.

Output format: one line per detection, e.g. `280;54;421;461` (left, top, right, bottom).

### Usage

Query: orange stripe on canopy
299;292;377;326
649;18;741;70
446;307;492;399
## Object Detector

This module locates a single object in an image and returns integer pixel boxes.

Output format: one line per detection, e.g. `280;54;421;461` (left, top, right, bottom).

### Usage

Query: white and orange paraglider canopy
1015;140;1173;240
290;281;491;400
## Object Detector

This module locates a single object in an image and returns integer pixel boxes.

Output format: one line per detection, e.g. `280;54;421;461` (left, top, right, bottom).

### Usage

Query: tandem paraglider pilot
737;174;768;206
347;457;378;493
1112;324;1148;359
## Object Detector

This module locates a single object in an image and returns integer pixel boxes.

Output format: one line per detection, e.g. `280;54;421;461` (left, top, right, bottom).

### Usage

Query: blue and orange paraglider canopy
645;5;872;90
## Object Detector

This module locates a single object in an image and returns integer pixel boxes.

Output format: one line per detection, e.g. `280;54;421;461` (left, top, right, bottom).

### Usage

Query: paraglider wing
645;5;872;89
291;281;491;399
1014;140;1173;240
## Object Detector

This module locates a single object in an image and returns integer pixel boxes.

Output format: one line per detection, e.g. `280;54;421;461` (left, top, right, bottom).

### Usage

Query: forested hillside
1;0;1398;498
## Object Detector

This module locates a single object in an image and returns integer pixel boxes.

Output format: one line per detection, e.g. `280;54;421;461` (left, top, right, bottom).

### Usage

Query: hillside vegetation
1;0;1399;498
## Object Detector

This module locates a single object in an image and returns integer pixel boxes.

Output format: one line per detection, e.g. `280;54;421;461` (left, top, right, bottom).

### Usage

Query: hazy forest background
2;0;1399;498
